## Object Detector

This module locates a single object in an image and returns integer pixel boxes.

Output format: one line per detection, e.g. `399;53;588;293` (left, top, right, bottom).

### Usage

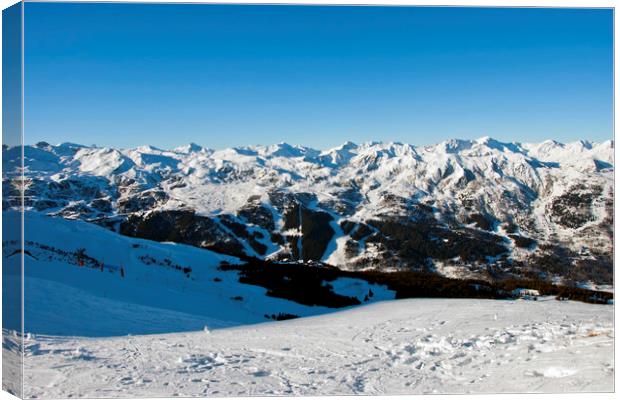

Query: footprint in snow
119;377;134;385
250;369;271;377
527;367;576;378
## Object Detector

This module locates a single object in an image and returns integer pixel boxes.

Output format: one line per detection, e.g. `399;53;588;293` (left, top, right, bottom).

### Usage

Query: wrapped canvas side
2;2;24;398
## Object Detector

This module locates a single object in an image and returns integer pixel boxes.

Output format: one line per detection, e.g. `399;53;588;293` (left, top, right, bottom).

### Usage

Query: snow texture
19;298;613;397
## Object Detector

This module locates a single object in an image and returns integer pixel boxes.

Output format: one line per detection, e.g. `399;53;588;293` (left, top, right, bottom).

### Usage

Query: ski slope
4;211;394;336
20;298;613;397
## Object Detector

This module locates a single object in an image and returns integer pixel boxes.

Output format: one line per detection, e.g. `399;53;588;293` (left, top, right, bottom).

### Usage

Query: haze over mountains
3;136;614;285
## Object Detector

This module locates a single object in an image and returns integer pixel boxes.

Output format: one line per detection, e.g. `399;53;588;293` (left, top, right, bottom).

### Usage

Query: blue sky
3;2;22;147
24;4;613;149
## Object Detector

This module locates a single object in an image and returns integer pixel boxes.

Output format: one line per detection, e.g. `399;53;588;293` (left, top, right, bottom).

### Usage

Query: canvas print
2;2;615;398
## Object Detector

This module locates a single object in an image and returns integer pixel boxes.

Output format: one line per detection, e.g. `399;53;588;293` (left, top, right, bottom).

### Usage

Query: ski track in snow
19;298;613;397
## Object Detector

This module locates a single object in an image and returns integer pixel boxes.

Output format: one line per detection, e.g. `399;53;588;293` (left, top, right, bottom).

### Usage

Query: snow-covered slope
3;137;613;284
18;298;613;397
2;211;393;336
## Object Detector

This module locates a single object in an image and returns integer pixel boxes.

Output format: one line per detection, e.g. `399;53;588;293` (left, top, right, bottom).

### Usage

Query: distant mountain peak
135;144;164;153
339;140;358;149
175;142;204;154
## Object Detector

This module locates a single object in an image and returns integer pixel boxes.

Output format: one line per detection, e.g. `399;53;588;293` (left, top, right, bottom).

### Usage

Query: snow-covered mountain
3;137;614;285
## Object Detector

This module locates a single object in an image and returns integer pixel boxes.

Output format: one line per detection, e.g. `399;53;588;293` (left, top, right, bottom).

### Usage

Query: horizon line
12;135;615;153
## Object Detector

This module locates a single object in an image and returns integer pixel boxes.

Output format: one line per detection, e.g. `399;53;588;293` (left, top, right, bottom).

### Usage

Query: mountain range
3;136;614;286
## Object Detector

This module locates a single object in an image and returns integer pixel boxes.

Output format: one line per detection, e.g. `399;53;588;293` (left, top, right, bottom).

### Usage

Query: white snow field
21;298;613;397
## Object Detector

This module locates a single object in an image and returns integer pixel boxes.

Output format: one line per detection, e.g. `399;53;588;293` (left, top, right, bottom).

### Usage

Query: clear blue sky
24;4;613;149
